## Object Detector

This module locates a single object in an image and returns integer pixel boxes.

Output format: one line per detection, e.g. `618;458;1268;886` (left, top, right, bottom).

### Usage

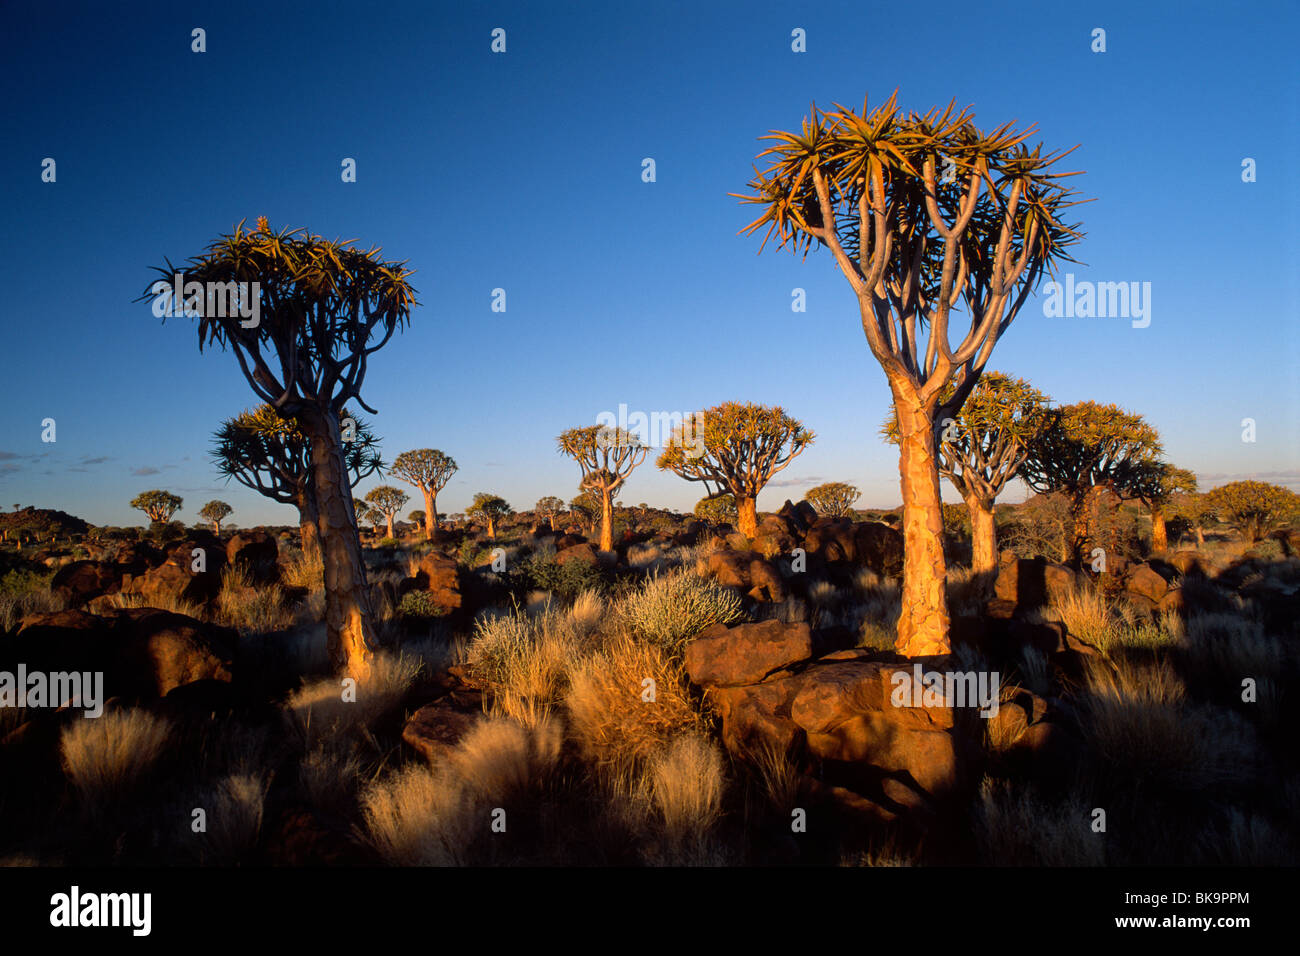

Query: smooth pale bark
736;495;758;538
303;409;379;677
1195;526;1205;546
1151;507;1168;553
423;490;439;541
384;512;395;539
599;491;614;552
966;494;997;576
894;396;951;657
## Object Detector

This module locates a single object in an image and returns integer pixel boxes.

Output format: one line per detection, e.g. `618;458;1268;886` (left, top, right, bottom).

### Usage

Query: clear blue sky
2;0;1297;527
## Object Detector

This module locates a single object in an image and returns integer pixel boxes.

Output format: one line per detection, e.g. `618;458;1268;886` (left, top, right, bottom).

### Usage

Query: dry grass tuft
60;709;172;805
974;778;1106;866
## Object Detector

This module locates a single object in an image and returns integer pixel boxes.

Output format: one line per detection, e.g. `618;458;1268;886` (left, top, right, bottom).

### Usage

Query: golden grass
201;772;268;863
60;709;172;805
284;651;422;749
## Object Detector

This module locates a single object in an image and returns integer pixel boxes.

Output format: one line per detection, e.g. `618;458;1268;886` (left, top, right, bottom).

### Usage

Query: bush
620;569;744;654
522;552;606;600
398;589;448;619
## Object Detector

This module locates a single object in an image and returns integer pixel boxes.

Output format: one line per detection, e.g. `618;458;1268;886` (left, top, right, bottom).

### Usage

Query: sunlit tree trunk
735;495;758;538
296;489;322;561
599;491;614;552
894;393;950;657
424;490;439;541
966;494;997;576
303;409;378;677
1150;507;1168;553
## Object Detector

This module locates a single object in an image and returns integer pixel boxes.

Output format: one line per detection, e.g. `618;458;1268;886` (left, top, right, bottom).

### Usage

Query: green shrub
522;553;606;600
398;590;448;619
620;569;744;653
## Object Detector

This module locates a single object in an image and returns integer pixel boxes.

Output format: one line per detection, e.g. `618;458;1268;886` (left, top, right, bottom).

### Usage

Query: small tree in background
198;500;233;534
147;217;416;675
1131;463;1198;553
658;401;814;538
1167;490;1214;547
738;94;1084;655
212;404;383;559
390;449;458;541
467;493;512;539
1203;481;1300;544
1019;402;1162;568
804;481;861;518
569;490;602;535
364;486;410;540
408;509;426;529
694;493;738;525
130;490;183;525
535;496;565;530
557;426;648;552
884;372;1050;575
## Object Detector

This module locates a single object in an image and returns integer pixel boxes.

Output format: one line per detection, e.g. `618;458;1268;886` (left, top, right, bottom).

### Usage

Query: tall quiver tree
198;500;233;534
557;426;648;552
390;449;458;541
213;405;383;558
884;372;1050;576
1019;402;1162;568
737;94;1085;656
364;486;409;539
146;218;416;675
658;402;813;538
131;490;183;525
1131;463;1197;553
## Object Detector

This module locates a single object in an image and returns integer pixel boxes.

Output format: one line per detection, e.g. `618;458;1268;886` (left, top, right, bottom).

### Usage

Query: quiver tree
884;372;1050;575
364;486;409;539
390;449;458;541
1130;463;1197;553
212;404;383;558
569;490;602;535
557;426;648;552
1019;402;1162;568
1203;480;1300;544
657;401;814;539
737;93;1085;656
408;509;426;528
130;490;182;525
804;481;861;518
535;496;565;531
198;500;233;534
146;218;416;675
467;493;512;538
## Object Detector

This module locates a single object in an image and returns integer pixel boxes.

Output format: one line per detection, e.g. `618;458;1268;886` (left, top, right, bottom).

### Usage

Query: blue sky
2;0;1297;527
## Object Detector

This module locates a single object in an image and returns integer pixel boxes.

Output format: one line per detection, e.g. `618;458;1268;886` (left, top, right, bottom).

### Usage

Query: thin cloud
131;466;162;476
767;475;825;488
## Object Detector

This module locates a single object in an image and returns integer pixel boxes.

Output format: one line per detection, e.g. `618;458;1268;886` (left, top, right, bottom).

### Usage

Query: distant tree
1166;490;1214;547
658;401;813;538
364;486;410;540
212;404;382;559
147;218;416;674
535;495;565;530
389;449;458;541
1130;463;1198;553
408;509;426;528
1203;481;1300;544
467;493;512;539
738;94;1084;656
884;372;1050;574
1019;402;1162;567
694;494;738;525
557;426;648;552
804;481;862;518
198;500;233;534
130;490;183;525
568;490;602;535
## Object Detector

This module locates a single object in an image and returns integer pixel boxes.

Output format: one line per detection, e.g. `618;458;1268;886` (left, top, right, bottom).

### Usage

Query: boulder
777;499;818;534
50;560;122;608
225;531;280;583
416;553;463;611
685;620;813;687
402;690;484;764
706;676;806;757
119;558;222;610
555;543;598;568
853;522;904;577
994;554;1075;611
1125;564;1170;603
1169;550;1209;576
804;517;856;562
112;608;236;697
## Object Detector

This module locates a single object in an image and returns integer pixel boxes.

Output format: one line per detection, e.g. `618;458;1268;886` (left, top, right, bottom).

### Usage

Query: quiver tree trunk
296;488;322;561
735;495;758;538
894;392;950;657
385;513;395;539
1150;506;1168;553
303;408;379;676
599;491;614;552
423;491;438;541
966;494;998;577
